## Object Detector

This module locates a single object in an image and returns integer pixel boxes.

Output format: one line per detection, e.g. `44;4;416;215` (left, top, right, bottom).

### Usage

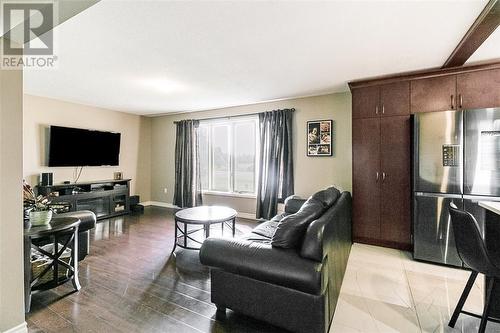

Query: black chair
449;205;500;333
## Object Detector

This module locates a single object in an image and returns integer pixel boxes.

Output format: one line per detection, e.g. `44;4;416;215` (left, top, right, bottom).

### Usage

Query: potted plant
23;181;53;226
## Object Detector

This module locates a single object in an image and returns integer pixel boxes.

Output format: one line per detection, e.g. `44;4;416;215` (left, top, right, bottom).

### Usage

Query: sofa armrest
300;192;352;262
56;210;96;233
200;237;325;295
284;196;307;214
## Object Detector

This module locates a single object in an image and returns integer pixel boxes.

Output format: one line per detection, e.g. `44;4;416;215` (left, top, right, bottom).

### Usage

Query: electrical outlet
163;188;168;194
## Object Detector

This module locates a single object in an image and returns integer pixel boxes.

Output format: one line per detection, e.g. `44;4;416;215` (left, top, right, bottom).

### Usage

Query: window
199;116;259;195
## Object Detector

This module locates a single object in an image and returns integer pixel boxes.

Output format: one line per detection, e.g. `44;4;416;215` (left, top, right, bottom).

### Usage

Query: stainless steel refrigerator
413;108;500;267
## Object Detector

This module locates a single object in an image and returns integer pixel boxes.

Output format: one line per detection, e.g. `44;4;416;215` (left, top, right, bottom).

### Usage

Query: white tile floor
330;243;500;333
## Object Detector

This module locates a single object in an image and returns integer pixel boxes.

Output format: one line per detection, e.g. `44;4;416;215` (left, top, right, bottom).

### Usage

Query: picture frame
307;119;333;157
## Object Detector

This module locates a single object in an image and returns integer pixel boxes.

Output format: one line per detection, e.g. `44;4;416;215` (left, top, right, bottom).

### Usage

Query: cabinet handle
382;172;386;182
376;172;379;182
451;95;455;109
375;105;379;115
382;105;385;114
459;94;463;109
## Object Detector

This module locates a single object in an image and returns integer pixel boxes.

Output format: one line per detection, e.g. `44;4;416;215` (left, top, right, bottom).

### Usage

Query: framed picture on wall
307;120;333;157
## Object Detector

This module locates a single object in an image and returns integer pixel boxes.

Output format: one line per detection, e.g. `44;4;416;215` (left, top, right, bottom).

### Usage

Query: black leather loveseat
31;210;97;261
200;187;352;333
57;210;97;260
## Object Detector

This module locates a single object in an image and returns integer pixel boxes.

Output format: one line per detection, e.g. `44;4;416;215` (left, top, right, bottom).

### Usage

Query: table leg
232;218;236;237
24;236;32;313
53;234;59;285
171;220;177;253
205;224;210;238
72;226;81;291
184;223;187;248
221;221;224;235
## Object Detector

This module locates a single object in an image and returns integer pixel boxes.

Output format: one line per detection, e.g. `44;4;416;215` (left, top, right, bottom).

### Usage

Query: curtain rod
173;108;295;124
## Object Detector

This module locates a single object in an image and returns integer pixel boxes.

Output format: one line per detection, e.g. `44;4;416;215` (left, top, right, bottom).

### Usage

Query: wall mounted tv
48;126;121;167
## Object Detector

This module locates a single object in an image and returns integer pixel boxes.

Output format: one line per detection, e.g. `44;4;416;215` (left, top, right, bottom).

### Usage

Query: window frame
199;116;259;198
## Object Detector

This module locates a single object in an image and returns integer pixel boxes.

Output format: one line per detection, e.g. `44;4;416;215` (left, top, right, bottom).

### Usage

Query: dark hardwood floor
26;207;287;333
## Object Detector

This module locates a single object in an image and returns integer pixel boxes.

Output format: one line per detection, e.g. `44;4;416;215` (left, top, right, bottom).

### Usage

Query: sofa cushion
311;186;341;209
252;221;280;239
271;199;324;248
271;187;341;249
283;196;306;214
199;237;324;295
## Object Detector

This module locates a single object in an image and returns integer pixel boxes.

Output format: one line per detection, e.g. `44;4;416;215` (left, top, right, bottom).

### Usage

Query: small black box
130;195;140;206
131;204;144;213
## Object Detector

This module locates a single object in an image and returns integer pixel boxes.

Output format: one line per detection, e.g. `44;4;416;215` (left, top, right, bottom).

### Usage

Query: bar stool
449;205;500;333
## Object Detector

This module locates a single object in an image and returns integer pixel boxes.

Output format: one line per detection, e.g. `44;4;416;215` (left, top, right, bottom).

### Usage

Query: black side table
24;217;81;313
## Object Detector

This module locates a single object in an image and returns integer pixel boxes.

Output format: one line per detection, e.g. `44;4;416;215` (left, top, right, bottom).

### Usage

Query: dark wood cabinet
352;86;379;119
351;63;500;251
353;82;410;119
352;115;411;249
352;118;381;240
380;116;411;246
411;75;457;113
457;68;500;110
411;68;500;113
380;82;410;117
37;179;131;220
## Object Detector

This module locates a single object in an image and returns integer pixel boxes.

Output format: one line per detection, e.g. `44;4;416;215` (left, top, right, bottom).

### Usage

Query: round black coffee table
172;206;237;252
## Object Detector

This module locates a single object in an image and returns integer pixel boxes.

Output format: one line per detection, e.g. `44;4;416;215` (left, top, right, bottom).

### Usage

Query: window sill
202;191;256;199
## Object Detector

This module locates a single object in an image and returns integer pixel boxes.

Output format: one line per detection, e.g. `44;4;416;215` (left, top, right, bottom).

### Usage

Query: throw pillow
271;197;325;248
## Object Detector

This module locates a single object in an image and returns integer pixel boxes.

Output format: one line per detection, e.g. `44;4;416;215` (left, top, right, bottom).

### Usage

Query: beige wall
151;92;352;215
0;57;26;331
23;95;152;201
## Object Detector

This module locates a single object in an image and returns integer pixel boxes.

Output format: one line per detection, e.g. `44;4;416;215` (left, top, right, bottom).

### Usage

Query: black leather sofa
200;187;352;333
57;210;97;260
31;210;97;261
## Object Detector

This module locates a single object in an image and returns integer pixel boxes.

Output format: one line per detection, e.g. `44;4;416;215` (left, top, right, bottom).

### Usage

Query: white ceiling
24;0;496;116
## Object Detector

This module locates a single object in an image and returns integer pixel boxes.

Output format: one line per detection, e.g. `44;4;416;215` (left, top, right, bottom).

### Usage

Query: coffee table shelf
173;206;237;252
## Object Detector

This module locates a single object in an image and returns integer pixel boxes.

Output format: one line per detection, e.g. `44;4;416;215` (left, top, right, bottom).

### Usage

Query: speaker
40;172;53;186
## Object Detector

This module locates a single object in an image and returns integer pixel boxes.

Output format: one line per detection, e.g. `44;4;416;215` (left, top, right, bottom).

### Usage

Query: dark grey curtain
173;120;203;208
256;109;294;219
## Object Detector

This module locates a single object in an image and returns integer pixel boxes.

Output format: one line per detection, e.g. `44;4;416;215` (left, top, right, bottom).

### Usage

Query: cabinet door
380;116;411;247
380;81;410;116
352;118;381;240
352;86;380;119
457;69;500;110
411;75;457;113
76;197;110;218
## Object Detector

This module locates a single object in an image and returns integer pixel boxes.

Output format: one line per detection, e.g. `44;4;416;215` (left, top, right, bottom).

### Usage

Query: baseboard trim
3;322;27;333
236;212;257;220
140;201;178;209
354;237;413;252
140;201;257;220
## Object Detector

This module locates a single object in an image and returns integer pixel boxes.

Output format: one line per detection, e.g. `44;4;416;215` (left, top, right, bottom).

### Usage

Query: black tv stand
37;179;131;220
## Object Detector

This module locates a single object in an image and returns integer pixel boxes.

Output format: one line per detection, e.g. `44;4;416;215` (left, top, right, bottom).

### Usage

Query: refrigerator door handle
463;195;500;202
415;192;463;199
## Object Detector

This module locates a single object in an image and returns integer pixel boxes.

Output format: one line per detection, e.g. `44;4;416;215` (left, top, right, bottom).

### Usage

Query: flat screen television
48;126;121;167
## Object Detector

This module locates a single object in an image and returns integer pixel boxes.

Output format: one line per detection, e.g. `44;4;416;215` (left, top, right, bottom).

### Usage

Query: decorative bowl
29;210;53;226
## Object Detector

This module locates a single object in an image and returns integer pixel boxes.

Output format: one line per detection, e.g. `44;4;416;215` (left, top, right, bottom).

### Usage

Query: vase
29;210;53;226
